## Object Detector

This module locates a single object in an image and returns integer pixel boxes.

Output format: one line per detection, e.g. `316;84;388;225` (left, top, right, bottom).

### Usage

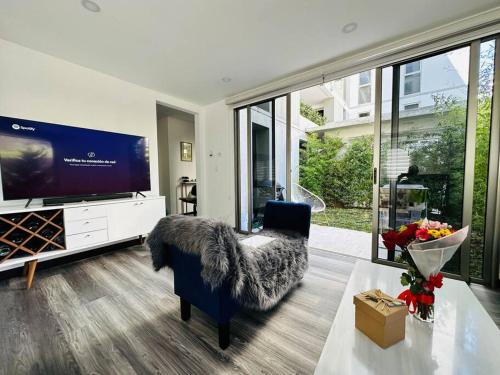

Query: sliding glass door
251;100;274;230
373;37;500;283
236;96;289;233
235;34;500;284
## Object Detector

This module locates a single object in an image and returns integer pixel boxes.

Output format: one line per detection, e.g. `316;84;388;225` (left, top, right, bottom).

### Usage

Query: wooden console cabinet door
106;199;165;242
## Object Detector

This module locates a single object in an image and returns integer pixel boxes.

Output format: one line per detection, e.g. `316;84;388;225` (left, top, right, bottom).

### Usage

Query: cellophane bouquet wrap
382;220;469;322
408;226;469;280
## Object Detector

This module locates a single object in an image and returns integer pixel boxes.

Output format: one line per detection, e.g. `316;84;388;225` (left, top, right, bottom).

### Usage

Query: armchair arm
262;200;312;238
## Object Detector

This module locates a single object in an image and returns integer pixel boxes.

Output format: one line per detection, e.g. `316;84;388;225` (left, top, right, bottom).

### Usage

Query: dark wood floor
0;245;498;375
0;245;356;375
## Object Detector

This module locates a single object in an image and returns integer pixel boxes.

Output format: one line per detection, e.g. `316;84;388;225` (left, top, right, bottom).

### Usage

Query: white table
315;260;500;375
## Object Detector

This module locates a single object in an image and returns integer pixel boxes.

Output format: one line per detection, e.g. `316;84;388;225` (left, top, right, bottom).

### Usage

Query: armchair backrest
263;200;312;238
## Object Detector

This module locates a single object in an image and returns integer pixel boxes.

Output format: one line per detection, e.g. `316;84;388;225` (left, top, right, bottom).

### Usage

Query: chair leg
180;298;191;321
218;322;230;350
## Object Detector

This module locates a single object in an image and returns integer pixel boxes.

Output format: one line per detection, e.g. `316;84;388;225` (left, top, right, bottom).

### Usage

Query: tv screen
0;116;151;200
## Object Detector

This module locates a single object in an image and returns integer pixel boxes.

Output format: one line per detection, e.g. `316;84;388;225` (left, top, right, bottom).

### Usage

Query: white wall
156;116;170;212
199;100;235;226
0;38;201;208
0;38;235;225
165;116;196;214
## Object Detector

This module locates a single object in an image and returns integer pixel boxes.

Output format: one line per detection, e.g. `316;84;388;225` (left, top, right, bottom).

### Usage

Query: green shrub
299;133;373;208
300;102;327;126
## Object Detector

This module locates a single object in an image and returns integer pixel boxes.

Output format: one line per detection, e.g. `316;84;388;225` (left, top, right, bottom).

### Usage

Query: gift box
353;289;408;349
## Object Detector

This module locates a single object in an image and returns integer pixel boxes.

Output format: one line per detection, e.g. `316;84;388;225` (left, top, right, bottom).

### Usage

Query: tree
472;98;491;233
401;94;467;227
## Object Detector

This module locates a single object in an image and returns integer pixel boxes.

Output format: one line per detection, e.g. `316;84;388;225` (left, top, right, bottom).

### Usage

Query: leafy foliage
300;102;327;126
299;133;343;199
333;136;373;207
472;98;491;233
299;133;373;208
400;94;467;228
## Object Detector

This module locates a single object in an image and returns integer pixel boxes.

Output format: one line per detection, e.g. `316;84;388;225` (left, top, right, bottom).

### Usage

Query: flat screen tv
0;116;151;200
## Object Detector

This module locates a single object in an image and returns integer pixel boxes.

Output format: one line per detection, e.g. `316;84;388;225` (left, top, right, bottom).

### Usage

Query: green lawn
312;207;372;233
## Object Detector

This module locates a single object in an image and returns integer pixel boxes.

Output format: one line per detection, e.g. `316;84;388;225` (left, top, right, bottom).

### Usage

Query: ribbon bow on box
362;289;406;313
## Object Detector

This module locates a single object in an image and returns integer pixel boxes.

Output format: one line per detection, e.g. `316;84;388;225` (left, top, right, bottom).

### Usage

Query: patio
308;224;389;260
308;224;372;259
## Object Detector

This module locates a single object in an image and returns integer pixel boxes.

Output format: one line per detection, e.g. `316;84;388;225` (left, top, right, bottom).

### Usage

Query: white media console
0;196;166;287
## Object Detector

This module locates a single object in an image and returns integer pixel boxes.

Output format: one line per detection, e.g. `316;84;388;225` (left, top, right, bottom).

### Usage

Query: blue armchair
169;200;311;349
263;200;312;238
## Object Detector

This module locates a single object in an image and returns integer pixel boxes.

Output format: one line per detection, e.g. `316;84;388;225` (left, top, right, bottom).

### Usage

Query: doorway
156;104;197;216
236;96;289;233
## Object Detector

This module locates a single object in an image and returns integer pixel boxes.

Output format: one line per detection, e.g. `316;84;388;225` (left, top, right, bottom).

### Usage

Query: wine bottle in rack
54;235;64;245
26;220;41;231
9;214;24;224
0;244;11;257
40;228;55;239
10;232;27;245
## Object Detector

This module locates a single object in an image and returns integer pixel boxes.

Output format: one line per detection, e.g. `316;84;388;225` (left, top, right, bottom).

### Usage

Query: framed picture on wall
180;142;192;162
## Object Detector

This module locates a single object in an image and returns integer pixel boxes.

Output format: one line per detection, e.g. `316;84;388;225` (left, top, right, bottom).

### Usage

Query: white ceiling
0;0;498;105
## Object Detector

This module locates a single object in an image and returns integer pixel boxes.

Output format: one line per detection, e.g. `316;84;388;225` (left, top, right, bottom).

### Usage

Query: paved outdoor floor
308;224;387;260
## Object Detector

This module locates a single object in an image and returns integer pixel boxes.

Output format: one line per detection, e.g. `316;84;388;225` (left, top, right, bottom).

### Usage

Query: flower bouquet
382;219;469;322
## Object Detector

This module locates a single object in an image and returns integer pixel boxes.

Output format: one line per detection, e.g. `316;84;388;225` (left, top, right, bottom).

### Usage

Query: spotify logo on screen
11;123;35;131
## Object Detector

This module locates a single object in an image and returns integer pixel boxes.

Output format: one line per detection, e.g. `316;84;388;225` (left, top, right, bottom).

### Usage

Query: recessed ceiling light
221;77;232;83
342;22;357;34
81;0;101;13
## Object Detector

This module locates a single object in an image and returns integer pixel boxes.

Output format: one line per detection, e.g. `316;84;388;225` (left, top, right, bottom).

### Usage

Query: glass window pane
359;71;371;86
404;73;421;95
237;108;249;231
378;66;393;261
378;46;470;275
404;103;419;110
405;61;421;74
294;70;375;256
256;102;271;112
251;100;274;231
359;85;371;104
275;96;287;200
470;39;496;278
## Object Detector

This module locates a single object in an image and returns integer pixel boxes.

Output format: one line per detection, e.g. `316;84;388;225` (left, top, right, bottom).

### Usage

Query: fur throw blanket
147;215;308;311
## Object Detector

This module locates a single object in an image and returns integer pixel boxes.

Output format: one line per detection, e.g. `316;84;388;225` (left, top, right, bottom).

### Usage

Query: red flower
406;223;419;233
428;273;443;289
416;228;431;241
422;273;444;292
397;224;418;247
382;224;418;251
382;230;399;252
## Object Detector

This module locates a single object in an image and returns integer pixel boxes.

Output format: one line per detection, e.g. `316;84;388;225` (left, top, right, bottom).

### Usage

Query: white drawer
65;217;108;235
66;229;108;250
64;206;106;221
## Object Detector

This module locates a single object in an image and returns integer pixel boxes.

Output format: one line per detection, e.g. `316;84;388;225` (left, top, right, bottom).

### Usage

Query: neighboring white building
299;47;469;140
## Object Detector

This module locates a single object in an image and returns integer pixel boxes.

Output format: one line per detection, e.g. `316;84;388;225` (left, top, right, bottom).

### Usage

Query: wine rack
0;209;65;264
